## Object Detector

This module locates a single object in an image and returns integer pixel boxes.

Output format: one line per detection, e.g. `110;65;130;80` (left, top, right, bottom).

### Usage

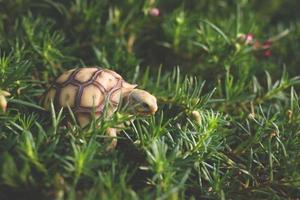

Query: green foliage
0;0;300;199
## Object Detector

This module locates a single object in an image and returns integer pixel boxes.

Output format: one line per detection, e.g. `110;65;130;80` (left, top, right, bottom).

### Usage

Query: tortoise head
123;89;158;116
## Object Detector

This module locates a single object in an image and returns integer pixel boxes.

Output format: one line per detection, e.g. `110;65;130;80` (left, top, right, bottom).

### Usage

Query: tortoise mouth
135;106;157;116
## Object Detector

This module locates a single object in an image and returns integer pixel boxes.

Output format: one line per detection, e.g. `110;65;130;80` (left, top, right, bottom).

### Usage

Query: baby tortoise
42;67;158;149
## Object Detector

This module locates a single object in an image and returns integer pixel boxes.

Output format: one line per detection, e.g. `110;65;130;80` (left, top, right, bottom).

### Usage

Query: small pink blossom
149;8;160;17
263;50;272;57
238;33;254;45
244;33;254;44
262;40;272;49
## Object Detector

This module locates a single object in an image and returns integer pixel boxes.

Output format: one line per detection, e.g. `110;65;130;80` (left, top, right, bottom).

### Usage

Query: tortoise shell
42;67;137;127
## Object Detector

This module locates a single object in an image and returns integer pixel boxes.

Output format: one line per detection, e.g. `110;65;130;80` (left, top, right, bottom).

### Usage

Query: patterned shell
42;67;137;127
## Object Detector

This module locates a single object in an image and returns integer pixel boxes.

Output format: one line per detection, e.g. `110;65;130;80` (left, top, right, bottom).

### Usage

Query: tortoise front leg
106;128;118;151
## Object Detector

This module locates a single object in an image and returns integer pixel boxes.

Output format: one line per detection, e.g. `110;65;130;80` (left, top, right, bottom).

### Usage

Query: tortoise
42;67;158;149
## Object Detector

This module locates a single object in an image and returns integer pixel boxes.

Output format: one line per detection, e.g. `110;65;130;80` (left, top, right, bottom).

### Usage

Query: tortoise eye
141;102;150;110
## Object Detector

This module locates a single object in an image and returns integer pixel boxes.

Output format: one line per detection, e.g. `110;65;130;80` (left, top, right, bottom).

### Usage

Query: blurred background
1;0;299;80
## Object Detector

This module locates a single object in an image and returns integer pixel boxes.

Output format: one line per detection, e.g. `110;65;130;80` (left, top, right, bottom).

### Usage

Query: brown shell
43;67;137;127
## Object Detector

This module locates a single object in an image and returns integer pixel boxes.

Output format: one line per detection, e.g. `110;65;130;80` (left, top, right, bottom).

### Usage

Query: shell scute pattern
95;70;119;92
56;69;76;84
80;84;104;108
74;68;99;83
44;67;133;126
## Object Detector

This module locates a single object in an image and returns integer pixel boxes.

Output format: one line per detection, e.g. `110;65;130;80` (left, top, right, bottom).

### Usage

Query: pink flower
244;33;254;44
263;50;272;57
262;40;272;49
238;33;254;45
149;8;160;17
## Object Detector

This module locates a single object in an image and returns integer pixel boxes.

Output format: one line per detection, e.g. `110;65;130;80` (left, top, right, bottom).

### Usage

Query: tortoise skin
43;67;136;127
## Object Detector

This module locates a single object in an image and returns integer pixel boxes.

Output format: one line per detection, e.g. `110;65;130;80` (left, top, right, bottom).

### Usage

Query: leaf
1;152;18;187
200;19;230;44
8;98;46;111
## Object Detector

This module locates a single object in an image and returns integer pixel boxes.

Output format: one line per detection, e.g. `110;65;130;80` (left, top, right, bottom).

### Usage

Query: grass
0;0;300;199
